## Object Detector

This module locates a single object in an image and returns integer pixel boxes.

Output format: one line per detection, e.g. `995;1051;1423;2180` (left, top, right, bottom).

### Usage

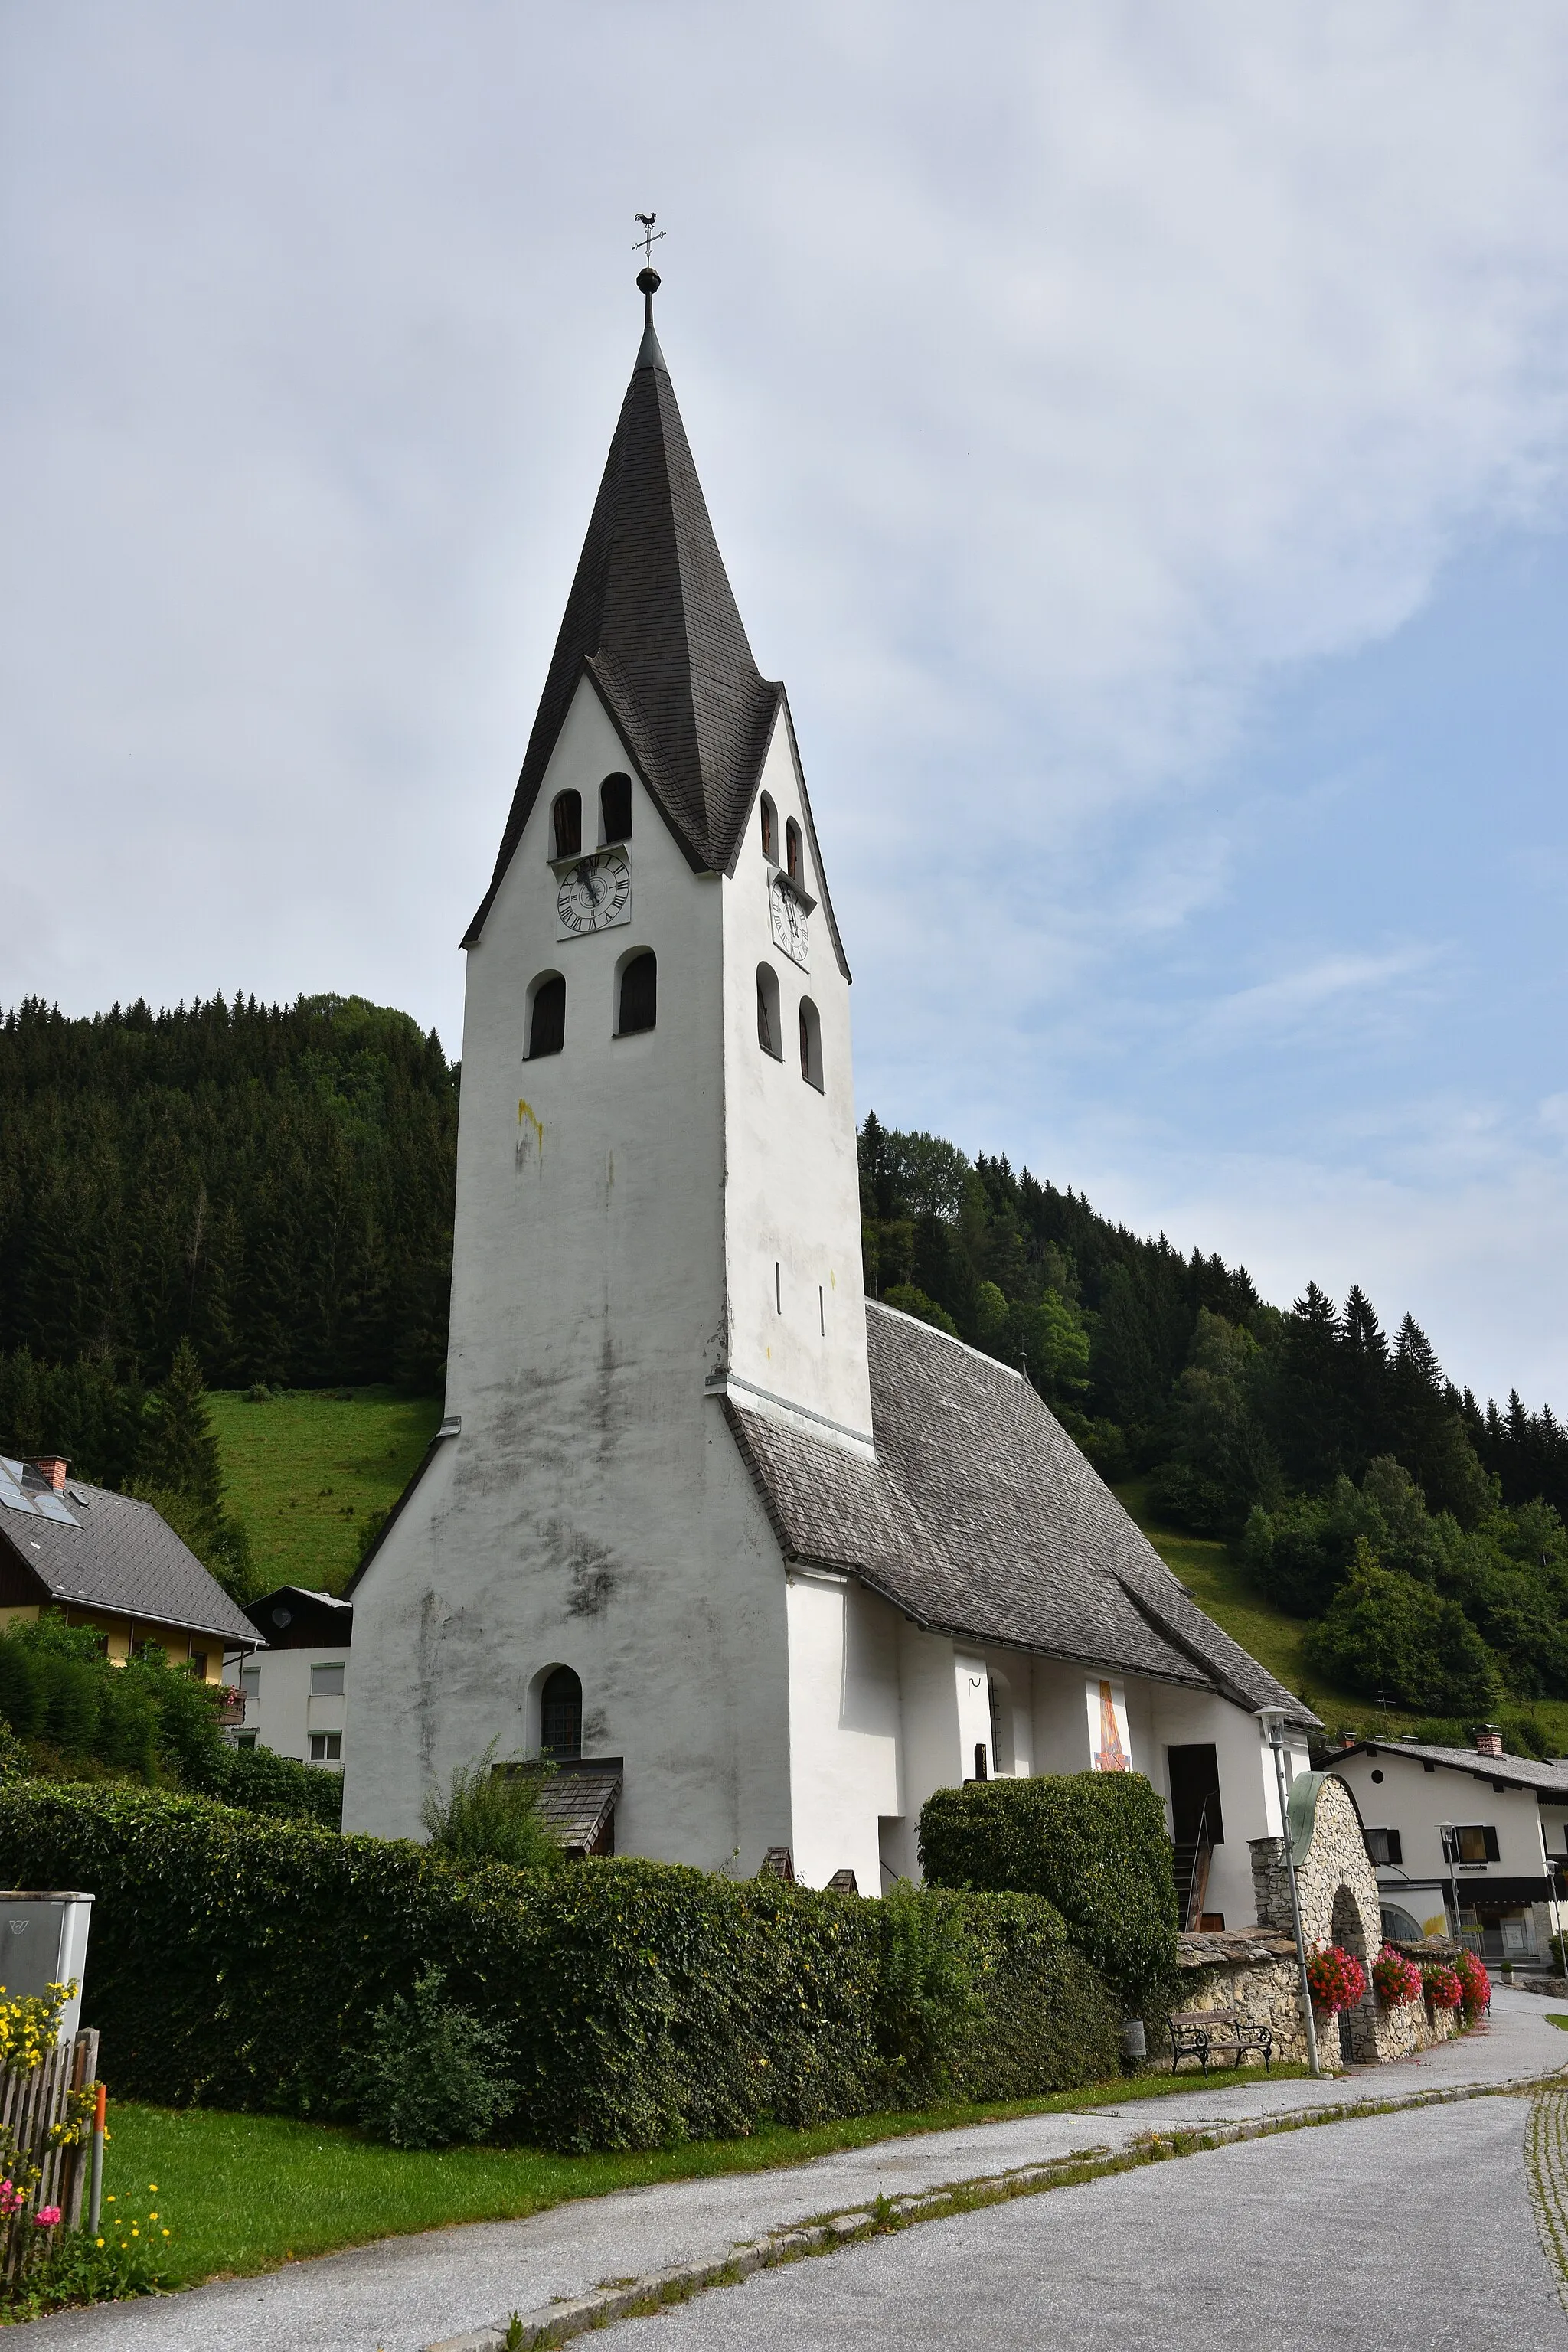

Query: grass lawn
105;2066;1311;2285
207;1387;443;1597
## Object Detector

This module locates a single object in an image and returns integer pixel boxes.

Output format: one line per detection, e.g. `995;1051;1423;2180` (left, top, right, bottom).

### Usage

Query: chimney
1474;1723;1504;1760
31;1458;68;1494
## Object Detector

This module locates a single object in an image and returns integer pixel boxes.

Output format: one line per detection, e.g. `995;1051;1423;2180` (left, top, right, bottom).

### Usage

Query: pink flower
32;2207;60;2227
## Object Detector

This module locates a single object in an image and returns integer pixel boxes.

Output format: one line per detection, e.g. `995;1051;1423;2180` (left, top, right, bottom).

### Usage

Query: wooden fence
0;2030;98;2275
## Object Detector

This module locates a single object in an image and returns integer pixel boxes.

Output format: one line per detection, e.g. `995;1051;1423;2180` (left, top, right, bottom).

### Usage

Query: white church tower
345;264;1316;1907
343;265;873;1870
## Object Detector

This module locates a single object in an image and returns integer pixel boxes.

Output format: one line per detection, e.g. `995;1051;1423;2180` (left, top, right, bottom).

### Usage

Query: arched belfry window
799;998;823;1090
600;773;632;844
616;949;657;1036
786;819;802;883
552;790;582;861
541;1665;582;1758
527;972;566;1059
756;963;782;1060
760;795;776;864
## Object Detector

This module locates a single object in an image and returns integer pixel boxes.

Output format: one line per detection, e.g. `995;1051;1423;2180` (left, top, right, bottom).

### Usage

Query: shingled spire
464;269;784;945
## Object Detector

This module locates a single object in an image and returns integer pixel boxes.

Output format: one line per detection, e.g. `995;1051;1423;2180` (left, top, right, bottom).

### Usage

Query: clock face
769;873;809;969
557;851;631;939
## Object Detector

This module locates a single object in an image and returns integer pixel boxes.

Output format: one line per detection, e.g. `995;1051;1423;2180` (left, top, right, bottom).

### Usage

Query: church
342;266;1316;1925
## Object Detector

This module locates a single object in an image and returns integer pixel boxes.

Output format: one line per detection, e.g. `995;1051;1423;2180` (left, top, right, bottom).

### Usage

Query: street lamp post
1256;1707;1322;2079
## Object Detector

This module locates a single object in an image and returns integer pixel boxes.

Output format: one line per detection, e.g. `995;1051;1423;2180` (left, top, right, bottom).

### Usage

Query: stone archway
1252;1772;1388;2062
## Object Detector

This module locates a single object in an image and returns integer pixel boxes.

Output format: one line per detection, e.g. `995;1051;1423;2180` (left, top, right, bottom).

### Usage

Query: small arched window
760;795;776;864
756;963;782;1060
551;790;582;860
600;773;632;844
541;1665;582;1757
786;819;802;883
616;950;657;1036
527;973;566;1059
799;998;823;1090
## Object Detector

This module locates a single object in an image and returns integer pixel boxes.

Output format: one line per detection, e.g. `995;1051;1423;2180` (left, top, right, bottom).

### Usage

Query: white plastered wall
344;680;795;1865
718;716;871;1443
245;1645;348;1768
785;1572;902;1890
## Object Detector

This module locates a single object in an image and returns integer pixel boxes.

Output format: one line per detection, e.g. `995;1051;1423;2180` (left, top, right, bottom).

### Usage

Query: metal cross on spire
633;212;665;269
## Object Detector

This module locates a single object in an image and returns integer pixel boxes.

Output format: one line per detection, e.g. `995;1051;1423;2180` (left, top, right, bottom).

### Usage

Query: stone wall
1250;1774;1461;2065
1168;1928;1309;2066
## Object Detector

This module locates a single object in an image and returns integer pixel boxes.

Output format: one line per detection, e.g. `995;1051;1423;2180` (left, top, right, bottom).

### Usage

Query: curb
425;2066;1566;2351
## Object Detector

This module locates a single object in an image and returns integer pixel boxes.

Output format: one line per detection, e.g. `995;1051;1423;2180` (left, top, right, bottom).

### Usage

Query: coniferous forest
2;993;1567;1725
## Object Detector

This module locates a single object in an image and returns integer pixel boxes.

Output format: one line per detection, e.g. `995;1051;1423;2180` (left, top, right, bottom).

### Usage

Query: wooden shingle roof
725;1305;1317;1728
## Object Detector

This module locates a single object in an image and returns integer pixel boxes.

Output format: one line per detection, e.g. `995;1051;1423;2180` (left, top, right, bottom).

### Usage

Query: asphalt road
606;2095;1566;2352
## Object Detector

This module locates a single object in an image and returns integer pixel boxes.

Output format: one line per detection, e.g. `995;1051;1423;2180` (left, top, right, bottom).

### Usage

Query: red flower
1371;1945;1423;2007
1423;1964;1464;2010
1307;1942;1368;2013
1453;1950;1491;2013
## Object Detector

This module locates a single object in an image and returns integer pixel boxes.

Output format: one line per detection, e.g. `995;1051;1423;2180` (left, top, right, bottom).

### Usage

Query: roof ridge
866;1297;1027;1379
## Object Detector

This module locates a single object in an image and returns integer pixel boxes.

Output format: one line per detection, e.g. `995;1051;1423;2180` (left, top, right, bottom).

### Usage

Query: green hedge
918;1772;1178;2004
0;1783;1119;2149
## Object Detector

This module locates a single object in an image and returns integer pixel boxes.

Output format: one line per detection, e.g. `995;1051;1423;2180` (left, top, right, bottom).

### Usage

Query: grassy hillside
209;1387;442;1597
1116;1478;1568;1753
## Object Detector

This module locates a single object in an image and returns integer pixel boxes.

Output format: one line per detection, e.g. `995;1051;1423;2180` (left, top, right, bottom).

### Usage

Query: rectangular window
240;1664;261;1698
1448;1824;1501;1864
311;1663;346;1697
189;1651;209;1680
1365;1828;1403;1867
309;1732;342;1762
234;1731;258;1751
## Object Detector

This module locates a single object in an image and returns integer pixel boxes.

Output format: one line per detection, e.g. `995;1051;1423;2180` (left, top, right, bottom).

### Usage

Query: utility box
0;1892;93;2040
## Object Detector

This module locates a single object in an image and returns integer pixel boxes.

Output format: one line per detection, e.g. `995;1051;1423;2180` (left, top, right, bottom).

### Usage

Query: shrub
918;1772;1178;2006
350;1965;515;2148
420;1744;560;1871
1370;1945;1422;2007
0;1782;1119;2151
1306;1942;1367;2013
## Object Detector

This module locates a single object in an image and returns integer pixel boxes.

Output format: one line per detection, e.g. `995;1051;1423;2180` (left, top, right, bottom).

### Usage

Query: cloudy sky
5;3;1568;1410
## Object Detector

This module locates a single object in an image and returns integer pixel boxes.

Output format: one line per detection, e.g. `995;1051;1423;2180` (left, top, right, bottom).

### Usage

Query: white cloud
2;2;1568;1396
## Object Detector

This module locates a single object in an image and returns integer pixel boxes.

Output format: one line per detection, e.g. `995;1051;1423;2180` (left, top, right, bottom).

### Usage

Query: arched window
541;1665;582;1758
756;963;782;1060
799;998;822;1090
786;818;802;883
551;790;582;860
760;795;776;864
527;972;566;1058
616;949;657;1036
600;773;632;844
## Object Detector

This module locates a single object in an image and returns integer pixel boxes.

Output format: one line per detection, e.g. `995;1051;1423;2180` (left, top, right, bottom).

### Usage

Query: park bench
1167;2008;1273;2073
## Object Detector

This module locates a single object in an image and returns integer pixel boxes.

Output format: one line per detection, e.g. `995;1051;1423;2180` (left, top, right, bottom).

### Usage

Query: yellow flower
149;2211;158;2220
162;2229;170;2238
95;2238;103;2248
149;2183;157;2191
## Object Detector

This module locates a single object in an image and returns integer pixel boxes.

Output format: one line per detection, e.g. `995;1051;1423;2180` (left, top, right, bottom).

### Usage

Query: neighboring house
343;270;1318;1904
1332;1727;1568;1965
235;1586;352;1772
0;1453;260;1683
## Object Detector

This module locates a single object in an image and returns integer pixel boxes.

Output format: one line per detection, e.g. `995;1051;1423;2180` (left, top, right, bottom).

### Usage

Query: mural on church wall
1088;1675;1132;1771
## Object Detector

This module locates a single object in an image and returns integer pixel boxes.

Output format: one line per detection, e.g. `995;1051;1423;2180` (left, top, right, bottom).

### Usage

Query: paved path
605;2096;1566;2352
16;1991;1565;2352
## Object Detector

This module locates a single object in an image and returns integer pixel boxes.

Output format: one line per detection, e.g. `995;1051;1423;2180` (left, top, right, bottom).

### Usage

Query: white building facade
343;272;1315;1913
234;1586;352;1773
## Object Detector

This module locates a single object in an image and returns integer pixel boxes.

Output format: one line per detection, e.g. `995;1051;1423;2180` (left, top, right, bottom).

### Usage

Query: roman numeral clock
556;849;632;939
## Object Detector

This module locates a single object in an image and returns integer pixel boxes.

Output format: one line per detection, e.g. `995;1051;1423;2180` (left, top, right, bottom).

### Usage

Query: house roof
1341;1740;1568;1798
531;1759;622;1857
242;1586;353;1650
724;1305;1317;1728
0;1459;260;1648
464;282;848;978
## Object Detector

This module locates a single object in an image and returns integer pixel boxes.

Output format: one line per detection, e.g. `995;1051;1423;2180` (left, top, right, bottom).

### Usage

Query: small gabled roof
465;281;848;979
1340;1740;1568;1798
725;1306;1316;1727
0;1460;259;1648
243;1585;353;1650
